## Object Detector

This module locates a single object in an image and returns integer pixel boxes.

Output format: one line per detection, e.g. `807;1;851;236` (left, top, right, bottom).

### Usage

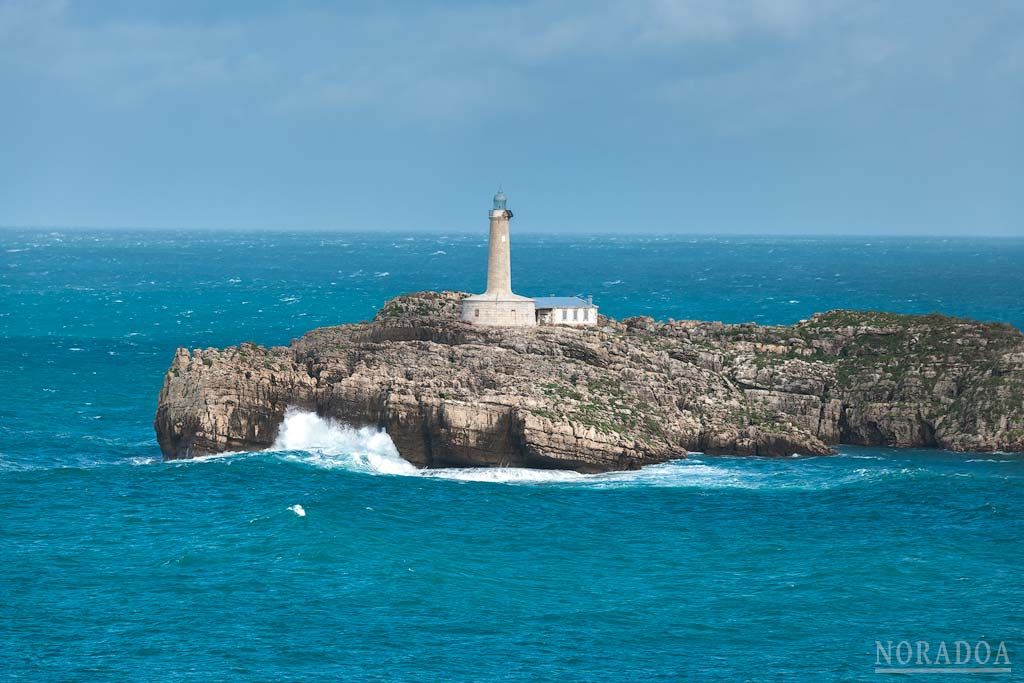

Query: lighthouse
460;190;536;326
485;189;513;295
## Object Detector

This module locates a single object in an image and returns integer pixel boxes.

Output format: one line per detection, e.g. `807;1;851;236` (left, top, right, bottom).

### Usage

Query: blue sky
1;0;1021;234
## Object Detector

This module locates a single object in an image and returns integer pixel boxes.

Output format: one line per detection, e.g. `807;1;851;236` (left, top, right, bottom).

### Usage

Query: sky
0;0;1021;235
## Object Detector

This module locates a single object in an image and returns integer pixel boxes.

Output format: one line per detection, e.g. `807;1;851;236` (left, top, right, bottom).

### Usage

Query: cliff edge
155;291;1024;471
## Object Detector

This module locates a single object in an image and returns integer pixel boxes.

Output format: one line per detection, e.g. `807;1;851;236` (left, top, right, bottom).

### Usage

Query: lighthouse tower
460;190;536;326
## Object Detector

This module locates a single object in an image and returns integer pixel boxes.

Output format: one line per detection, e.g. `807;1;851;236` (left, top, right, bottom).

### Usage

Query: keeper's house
534;296;598;326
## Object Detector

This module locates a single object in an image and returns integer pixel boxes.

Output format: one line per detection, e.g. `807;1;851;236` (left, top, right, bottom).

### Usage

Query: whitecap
288;504;306;517
271;409;416;476
422;467;587;484
173;449;254;465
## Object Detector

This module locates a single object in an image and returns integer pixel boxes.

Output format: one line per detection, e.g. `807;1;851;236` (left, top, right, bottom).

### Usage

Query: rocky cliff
155;291;1024;472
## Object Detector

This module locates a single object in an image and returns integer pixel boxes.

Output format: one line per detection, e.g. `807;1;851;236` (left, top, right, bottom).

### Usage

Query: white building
461;190;598;327
534;296;599;326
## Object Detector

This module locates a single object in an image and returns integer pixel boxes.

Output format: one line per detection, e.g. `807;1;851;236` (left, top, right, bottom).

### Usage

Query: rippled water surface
2;230;1023;680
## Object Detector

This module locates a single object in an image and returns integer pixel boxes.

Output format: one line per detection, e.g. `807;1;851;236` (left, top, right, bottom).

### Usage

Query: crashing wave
271;409;417;476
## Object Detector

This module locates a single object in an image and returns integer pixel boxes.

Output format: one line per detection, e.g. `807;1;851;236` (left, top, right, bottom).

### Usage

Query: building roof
532;296;596;309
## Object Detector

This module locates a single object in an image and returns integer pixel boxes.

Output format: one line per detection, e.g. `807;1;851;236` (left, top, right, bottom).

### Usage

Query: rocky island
155;291;1024;472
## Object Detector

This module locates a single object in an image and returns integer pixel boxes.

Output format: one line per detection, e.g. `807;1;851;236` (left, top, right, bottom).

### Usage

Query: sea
2;230;1023;681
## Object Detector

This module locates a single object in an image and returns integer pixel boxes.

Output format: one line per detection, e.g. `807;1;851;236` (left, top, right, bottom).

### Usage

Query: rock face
155;292;1024;471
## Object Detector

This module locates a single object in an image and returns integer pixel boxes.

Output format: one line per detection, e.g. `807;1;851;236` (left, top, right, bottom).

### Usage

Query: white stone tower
461;190;536;326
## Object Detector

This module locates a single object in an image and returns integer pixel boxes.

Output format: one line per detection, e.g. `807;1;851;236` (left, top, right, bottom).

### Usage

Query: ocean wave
966;458;1019;463
270;409;417;476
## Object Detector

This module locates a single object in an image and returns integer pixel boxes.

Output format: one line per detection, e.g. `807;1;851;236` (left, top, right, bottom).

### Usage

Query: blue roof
532;296;595;309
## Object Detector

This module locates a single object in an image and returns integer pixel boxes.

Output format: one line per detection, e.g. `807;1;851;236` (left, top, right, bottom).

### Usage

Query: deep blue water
2;230;1023;681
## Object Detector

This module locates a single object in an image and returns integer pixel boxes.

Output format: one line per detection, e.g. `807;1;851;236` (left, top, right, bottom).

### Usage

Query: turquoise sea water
2;230;1023;681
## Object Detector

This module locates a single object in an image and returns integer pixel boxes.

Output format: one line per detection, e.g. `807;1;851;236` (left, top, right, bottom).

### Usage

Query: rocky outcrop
155;292;1024;471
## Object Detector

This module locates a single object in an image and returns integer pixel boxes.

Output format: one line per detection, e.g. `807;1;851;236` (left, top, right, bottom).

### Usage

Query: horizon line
2;224;1022;239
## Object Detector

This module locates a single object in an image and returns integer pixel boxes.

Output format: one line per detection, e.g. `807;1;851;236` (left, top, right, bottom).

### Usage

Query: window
573;309;578;321
475;308;479;318
562;309;567;320
584;309;590;321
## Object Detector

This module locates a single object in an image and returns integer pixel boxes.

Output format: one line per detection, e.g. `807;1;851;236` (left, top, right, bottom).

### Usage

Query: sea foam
271;409;417;476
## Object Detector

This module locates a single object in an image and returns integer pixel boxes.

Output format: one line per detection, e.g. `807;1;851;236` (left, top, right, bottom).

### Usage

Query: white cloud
0;0;1019;128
